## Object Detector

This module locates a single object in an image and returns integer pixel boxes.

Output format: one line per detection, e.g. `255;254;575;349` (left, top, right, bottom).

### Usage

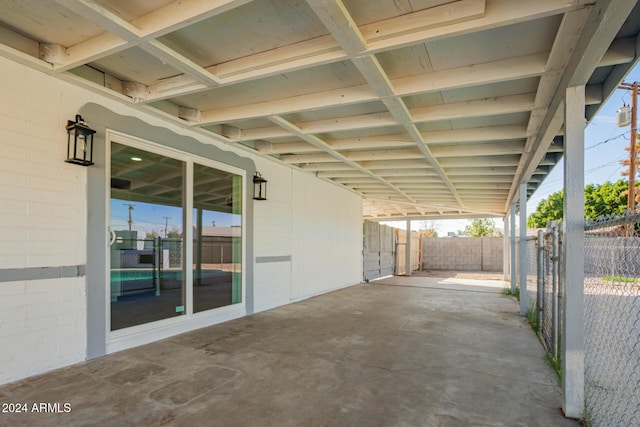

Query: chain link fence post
551;222;560;360
537;230;544;334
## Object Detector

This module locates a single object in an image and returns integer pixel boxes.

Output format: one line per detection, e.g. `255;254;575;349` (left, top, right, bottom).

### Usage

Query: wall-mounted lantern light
253;172;267;200
65;114;96;166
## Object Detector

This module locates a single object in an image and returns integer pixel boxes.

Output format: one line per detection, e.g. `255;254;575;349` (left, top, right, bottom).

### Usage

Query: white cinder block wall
0;58;91;384
0;56;363;385
252;157;363;312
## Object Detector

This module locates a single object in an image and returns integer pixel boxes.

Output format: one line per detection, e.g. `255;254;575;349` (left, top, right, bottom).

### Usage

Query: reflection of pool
111;269;231;294
111;269;228;282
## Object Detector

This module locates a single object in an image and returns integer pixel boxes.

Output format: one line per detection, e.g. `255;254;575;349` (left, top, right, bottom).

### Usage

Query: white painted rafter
53;0;253;71
141;0;572;102
363;198;502;218
0;0;635;222
54;0;224;94
268;115;418;204
237;94;535;142
56;0;141;40
198;53;548;125
140;41;221;87
506;0;638;209
259;126;530;160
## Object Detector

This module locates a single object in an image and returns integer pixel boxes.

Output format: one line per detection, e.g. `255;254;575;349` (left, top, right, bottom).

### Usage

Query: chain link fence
111;237;184;294
111;237;160;294
525;237;538;314
514;235;541;315
584;212;640;427
512;213;640;426
540;225;561;360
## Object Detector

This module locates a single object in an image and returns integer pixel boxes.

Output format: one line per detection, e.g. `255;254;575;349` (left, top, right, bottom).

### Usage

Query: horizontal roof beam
199;53;548;125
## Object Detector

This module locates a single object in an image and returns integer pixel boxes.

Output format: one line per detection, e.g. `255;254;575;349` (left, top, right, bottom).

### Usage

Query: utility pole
163;216;171;238
123;203;135;232
618;81;640;210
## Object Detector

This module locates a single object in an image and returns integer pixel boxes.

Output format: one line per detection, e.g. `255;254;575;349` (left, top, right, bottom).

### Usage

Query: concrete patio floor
0;275;578;426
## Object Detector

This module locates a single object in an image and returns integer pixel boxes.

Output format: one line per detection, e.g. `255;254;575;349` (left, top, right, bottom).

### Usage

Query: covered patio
1;1;639;423
0;274;576;426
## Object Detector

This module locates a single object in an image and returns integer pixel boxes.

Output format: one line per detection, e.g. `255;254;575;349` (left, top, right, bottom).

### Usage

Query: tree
527;190;564;228
462;218;501;237
416;220;438;237
584;180;627;218
527;180;628;228
145;229;159;238
167;227;181;238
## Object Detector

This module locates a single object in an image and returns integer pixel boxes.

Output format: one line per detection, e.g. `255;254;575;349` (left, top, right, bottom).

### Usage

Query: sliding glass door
109;139;243;332
192;164;242;313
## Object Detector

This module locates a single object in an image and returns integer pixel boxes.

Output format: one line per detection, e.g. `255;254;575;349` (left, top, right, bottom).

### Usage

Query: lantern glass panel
253;173;267;200
66;118;95;166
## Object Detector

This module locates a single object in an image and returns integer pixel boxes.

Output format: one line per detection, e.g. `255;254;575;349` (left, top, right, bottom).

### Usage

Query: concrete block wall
422;237;503;271
481;238;504;271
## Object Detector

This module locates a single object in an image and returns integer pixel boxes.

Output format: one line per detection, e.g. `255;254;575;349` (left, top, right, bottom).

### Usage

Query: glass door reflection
192;164;242;313
110;142;185;331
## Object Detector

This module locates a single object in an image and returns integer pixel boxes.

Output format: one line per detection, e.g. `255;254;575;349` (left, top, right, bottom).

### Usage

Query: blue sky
526;68;640;211
110;199;240;237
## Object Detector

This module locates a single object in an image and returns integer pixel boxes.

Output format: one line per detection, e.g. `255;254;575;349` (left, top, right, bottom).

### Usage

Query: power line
585;132;626;150
530;157;627;203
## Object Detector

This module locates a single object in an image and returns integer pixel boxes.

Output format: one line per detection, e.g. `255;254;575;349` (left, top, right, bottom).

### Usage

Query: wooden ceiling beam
198;53;548;125
280;148;425;164
53;0;253;71
140;41;221;87
440;155;521;168
269;115;417;202
446;167;517;176
507;0;637;209
56;0;223;89
430;141;526;158
143;0;571;101
238;93;535;142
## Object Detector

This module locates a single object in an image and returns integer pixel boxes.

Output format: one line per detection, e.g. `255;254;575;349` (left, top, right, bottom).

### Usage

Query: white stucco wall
252;159;363;312
291;171;363;300
0;56;363;385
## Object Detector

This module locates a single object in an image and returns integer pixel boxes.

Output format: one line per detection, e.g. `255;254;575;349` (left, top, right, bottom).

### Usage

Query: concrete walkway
0;276;577;426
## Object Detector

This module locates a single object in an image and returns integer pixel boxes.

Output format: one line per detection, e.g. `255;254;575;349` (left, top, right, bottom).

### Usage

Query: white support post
510;204;517;294
503;214;509;281
406;219;412;277
519;183;528;316
562;85;585;419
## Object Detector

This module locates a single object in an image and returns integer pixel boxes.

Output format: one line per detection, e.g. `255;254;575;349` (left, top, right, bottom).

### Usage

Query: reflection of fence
111;238;183;295
583;213;640;427
195;236;233;265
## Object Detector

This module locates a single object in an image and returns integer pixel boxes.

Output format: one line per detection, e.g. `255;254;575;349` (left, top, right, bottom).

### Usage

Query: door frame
105;129;247;353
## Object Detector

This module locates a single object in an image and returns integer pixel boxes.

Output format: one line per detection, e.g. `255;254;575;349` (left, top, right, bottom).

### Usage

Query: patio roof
0;0;638;219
